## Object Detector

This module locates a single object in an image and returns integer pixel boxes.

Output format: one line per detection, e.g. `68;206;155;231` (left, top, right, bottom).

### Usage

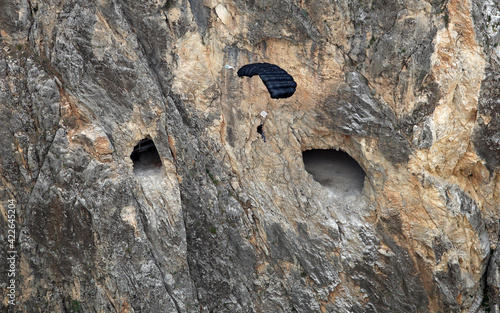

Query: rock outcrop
1;0;499;312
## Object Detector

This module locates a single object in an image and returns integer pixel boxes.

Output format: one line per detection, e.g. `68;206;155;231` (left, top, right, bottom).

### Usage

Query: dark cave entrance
130;138;162;173
302;149;366;195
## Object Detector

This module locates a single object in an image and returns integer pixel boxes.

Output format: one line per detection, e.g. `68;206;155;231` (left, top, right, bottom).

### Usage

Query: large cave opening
302;149;366;198
130;138;162;174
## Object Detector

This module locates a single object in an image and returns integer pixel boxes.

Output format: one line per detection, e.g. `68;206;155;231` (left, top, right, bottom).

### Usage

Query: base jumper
257;123;266;142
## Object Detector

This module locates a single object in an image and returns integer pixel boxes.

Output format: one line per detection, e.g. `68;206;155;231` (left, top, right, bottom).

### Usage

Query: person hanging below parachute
256;110;268;142
237;62;297;99
257;122;266;142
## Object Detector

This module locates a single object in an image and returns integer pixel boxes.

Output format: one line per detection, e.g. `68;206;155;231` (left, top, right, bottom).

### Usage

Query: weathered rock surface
0;0;499;312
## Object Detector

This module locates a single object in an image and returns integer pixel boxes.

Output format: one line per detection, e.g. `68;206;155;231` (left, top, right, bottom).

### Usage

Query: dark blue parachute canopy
237;63;297;99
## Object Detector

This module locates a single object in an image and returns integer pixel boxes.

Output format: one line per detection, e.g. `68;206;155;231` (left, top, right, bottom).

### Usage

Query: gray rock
0;0;499;312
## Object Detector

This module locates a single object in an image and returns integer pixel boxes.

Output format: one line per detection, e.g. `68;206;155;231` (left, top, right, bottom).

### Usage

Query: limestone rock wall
0;0;499;312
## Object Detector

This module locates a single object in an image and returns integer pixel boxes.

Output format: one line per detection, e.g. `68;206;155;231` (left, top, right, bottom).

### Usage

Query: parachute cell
237;63;297;99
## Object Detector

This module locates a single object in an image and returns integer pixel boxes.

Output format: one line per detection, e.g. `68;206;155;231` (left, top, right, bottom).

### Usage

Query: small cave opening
302;149;366;197
130;138;162;173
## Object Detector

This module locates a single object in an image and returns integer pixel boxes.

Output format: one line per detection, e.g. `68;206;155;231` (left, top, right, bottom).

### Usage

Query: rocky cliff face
1;0;499;312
